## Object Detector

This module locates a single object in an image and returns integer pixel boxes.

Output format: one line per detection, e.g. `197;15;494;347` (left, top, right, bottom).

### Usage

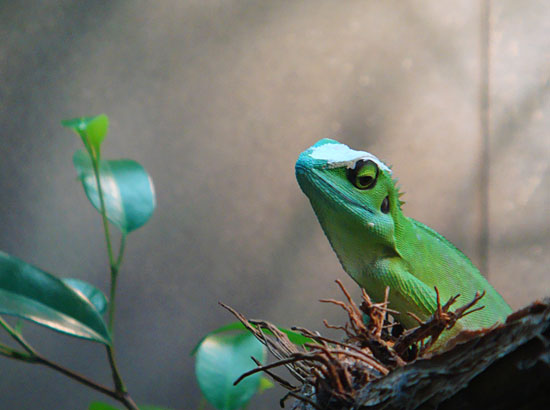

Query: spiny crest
391;174;406;209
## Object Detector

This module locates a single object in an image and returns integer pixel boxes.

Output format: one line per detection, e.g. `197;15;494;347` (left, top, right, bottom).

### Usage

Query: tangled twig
220;281;487;409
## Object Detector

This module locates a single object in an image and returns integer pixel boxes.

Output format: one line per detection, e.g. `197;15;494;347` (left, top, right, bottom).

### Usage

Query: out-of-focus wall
0;1;548;409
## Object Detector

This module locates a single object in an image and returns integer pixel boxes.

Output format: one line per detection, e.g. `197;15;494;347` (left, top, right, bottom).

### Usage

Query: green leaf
62;114;109;154
258;376;274;393
73;150;156;233
191;321;313;355
85;114;109;151
195;331;266;410
0;251;111;344
63;278;108;315
89;403;120;410
14;319;24;334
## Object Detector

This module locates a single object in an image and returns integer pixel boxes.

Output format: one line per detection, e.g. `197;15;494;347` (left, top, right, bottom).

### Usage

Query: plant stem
107;345;126;393
36;353;138;409
0;317;138;408
105;235;128;393
0;343;34;362
108;270;119;333
0;316;37;356
91;159;116;270
36;355;119;398
116;233;127;271
90;154;129;397
109;233;127;333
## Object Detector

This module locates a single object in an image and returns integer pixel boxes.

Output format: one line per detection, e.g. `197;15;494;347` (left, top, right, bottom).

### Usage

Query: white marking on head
309;142;392;174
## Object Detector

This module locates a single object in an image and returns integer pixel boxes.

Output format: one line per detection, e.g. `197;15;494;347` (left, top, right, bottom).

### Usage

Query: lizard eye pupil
347;159;379;190
381;196;390;213
358;176;373;186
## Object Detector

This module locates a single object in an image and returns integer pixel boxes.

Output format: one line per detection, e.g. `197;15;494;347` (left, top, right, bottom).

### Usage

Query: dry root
220;282;486;409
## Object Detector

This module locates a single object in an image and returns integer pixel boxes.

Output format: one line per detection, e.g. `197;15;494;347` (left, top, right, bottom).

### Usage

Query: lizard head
296;139;403;273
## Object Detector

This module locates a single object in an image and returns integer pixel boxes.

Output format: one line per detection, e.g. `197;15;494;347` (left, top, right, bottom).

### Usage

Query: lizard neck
309;196;404;284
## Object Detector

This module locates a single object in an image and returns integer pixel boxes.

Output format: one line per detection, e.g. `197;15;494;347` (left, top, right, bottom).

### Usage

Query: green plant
0;115;161;409
0;114;299;409
192;321;314;410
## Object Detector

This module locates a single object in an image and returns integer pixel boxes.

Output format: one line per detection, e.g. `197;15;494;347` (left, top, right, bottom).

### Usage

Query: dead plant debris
220;280;495;410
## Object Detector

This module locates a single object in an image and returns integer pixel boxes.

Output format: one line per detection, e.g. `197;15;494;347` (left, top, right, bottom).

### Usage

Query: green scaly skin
296;139;512;347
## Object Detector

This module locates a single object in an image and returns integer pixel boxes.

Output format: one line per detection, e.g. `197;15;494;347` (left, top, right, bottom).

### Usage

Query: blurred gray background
0;1;549;409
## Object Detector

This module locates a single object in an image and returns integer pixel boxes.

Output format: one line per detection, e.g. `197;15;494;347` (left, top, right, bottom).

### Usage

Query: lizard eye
347;160;379;190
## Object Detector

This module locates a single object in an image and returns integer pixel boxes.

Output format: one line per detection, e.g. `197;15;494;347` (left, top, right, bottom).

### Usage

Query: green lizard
296;139;511;345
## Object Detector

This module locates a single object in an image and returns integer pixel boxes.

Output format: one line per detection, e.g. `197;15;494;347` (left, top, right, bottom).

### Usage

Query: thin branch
35;355;117;398
297;333;388;375
0;317;37;355
91;156;116;271
109;233;127;335
0;315;138;409
37;354;138;410
0;343;34;362
234;356;308;385
106;345;127;393
250;356;296;390
115;233;127;270
89;150;130;398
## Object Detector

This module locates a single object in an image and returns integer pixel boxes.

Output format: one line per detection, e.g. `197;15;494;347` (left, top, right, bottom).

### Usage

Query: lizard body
296;139;511;343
